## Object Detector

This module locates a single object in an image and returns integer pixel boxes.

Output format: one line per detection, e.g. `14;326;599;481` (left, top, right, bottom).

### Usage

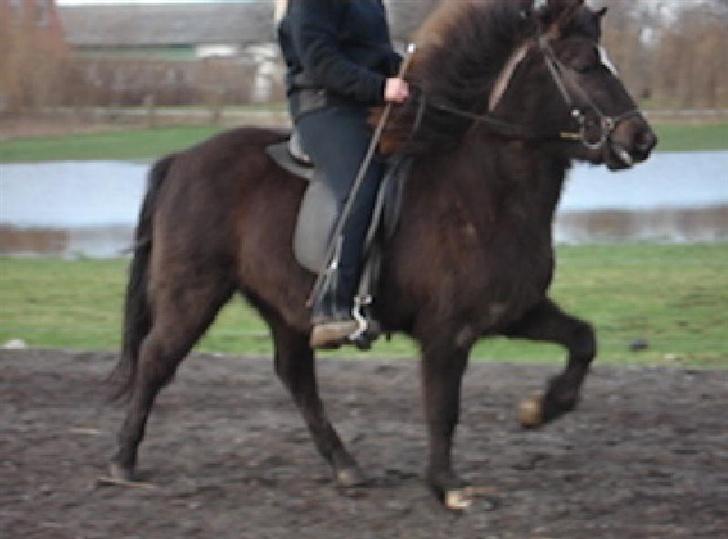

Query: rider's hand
384;78;410;104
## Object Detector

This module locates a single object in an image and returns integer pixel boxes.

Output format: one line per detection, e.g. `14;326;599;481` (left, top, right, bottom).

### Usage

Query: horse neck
445;136;571;237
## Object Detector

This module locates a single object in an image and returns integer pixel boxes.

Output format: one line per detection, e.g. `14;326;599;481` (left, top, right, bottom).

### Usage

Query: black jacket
278;0;401;114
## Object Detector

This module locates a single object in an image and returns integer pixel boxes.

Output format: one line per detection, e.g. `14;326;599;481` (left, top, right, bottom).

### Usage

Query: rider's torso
278;0;398;111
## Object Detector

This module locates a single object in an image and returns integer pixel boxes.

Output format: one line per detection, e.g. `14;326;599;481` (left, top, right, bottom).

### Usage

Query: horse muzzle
606;115;658;171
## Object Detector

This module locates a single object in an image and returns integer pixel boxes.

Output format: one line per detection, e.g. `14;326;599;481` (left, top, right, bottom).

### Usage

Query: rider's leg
296;105;384;347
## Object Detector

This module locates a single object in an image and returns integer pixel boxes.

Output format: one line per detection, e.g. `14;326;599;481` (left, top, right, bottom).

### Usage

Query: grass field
1;244;727;367
1;122;726;162
649;122;728;152
0;126;222;163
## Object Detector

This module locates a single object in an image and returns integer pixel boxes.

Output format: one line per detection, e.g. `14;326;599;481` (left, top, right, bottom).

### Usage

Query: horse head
382;0;656;169
496;0;658;170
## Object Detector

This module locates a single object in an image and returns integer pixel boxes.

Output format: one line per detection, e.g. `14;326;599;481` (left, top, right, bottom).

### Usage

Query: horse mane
379;0;599;155
380;0;535;154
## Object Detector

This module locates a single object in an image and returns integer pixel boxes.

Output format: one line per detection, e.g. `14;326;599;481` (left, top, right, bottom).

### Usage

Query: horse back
148;127;315;330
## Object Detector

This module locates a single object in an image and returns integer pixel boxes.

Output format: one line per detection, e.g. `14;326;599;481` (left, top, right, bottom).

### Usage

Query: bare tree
386;0;441;41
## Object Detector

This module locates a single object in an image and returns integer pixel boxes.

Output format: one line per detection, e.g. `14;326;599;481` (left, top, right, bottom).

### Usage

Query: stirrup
348;295;381;351
350;295;371;341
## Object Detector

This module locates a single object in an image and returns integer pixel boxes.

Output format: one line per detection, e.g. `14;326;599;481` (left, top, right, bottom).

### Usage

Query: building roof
59;2;275;47
58;1;435;49
386;0;440;41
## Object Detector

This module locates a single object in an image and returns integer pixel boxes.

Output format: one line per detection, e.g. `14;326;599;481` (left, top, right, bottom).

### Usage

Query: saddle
266;134;412;349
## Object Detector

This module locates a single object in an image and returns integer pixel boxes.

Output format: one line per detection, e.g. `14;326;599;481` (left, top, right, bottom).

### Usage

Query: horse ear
536;0;584;37
534;0;584;17
593;6;608;35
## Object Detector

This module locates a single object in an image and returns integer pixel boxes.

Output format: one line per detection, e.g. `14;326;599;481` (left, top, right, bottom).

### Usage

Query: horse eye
563;49;600;74
573;52;602;74
576;62;599;74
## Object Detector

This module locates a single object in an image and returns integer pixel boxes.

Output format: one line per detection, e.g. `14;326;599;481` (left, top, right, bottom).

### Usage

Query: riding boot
310;262;359;349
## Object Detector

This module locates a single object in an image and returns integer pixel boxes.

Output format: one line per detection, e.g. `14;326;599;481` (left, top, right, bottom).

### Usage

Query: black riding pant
296;104;384;312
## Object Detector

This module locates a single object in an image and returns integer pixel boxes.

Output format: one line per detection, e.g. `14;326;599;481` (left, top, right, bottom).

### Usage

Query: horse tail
109;154;176;402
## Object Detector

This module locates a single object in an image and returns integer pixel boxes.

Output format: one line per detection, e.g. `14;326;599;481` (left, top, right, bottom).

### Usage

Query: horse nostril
636;129;658;154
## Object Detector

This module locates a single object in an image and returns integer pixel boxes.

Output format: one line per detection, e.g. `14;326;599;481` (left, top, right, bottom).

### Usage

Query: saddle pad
265;141;315;182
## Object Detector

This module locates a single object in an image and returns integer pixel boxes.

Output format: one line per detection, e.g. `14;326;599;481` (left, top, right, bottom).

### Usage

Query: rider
278;0;409;348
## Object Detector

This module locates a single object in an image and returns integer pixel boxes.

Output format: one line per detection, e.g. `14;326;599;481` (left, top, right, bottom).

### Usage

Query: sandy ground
1;349;727;538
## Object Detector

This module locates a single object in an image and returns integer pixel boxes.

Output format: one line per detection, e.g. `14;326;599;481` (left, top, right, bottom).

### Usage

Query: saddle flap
294;181;338;274
293;156;413;275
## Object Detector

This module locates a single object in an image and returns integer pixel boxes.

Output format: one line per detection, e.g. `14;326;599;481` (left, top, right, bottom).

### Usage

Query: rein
409;35;641;150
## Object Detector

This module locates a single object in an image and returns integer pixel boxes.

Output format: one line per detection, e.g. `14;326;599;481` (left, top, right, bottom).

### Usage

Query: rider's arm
289;0;386;105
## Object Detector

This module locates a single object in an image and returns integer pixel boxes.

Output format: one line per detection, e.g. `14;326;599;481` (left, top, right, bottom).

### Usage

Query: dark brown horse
109;0;656;509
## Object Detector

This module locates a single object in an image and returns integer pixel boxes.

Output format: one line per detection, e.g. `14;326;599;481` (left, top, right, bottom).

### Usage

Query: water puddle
1;152;727;257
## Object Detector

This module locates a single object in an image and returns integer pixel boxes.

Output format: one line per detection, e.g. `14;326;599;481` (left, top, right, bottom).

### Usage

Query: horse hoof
336;466;367;488
518;393;544;428
445;489;473;511
109;461;135;482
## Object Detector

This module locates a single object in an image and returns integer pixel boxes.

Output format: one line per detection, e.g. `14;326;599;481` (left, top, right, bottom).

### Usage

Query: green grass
1;244;727;367
0;126;221;163
1;122;726;163
652;122;728;152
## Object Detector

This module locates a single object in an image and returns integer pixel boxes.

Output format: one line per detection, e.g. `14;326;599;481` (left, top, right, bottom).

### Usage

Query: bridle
537;35;641;150
410;32;642;152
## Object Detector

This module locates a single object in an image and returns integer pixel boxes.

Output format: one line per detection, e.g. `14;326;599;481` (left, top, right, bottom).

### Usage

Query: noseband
412;34;641;151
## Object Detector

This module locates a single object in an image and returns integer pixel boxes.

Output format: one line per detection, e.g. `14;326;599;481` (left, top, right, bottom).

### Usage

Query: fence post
209;89;223;126
144;93;157;128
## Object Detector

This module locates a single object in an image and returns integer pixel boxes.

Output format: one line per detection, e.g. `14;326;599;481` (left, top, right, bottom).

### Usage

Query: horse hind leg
503;298;597;428
264;310;365;487
110;278;233;481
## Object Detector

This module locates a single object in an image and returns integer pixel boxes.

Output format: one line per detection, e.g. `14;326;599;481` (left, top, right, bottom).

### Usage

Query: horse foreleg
503;298;597;428
269;319;365;487
419;337;471;509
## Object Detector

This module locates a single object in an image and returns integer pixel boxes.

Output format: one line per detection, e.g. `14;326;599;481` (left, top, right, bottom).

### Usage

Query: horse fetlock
539;380;580;424
545;389;579;419
334;464;368;488
548;372;580;400
330;450;366;487
427;468;470;509
109;460;136;482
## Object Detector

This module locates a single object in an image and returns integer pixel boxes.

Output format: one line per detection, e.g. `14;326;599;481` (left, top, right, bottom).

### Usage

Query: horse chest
490;253;554;325
388;166;556;330
459;228;555;330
